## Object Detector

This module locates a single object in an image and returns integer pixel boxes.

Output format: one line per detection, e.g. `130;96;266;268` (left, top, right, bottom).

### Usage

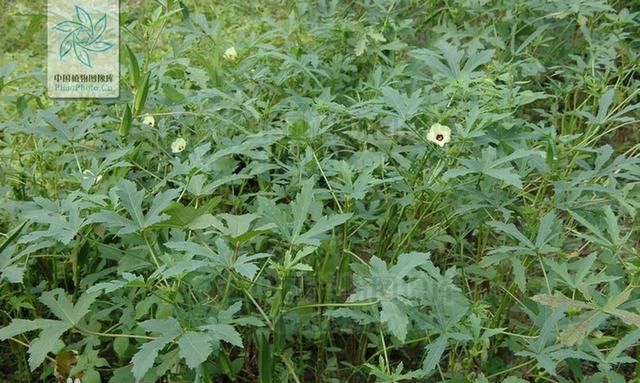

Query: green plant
0;0;639;382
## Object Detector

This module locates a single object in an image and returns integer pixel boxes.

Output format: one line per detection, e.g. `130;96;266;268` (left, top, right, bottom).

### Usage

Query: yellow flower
427;123;451;147
171;138;187;153
142;115;155;127
223;47;238;61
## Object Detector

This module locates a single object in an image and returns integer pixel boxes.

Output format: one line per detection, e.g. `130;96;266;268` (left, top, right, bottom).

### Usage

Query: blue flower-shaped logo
53;5;113;68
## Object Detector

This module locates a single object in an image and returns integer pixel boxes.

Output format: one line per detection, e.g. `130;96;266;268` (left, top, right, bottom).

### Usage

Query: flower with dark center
427;123;451;147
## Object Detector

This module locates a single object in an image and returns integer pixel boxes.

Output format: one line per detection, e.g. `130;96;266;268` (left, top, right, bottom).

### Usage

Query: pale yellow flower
142;115;155;127
223;46;238;61
427;123;451;147
171;138;187;153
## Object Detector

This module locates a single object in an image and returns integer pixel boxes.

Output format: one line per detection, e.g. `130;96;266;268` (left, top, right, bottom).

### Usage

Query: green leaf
511;257;527;293
165;241;221;264
0;319;70;371
0;318;68;340
381;86;423;122
87;211;138;235
560;311;607;346
442;168;475;179
291;178;315;241
29;323;68;371
209;213;266;240
0;220;27;254
535;212;558;248
488;221;534;249
538;306;568;351
234;253;270;280
39;289;98;325
607;308;640;327
200;323;243;347
257;196;291;240
294;213;352;246
567;209;612;247
0;240;25;284
144;188;180;228
483;167;522;189
389;252;431;279
159;200;220;229
257;332;272;383
113;337;129;358
186;213;217;230
163;84;185;103
608;329;640;363
178;331;213;369
131;337;173;381
531;293;592;311
422;335;448;374
116;179;146;229
131;318;182;381
354;35;367;56
99;180;178;233
380;300;408;342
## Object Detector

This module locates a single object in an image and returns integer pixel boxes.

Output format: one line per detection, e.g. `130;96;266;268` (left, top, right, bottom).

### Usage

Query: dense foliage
1;0;639;382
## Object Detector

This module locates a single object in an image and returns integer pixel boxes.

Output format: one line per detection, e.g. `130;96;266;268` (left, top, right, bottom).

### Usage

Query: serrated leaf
132;318;182;381
87;211;138;235
488;221;534;249
354;36;367;56
131;337;172;381
165;241;221;264
144;188;180;228
200;323;243;348
535;212;558;248
422;335;448;374
87;280;127;294
380;300;408;342
484;167;522;188
233;253;270;279
606;308;640;327
294;213;352;246
257;196;291;240
389;252;430;279
178;332;213;369
0;221;27;254
39;289;98;325
116;180;145;229
531;293;592;310
291;179;315;241
0;318;68;340
29;323;69;371
163;260;209;278
511;257;527;293
560;311;607;346
608;329;640;362
213;213;260;238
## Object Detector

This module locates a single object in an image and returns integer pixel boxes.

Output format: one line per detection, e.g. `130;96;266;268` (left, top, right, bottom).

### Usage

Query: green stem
486;359;535;379
75;326;156;340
